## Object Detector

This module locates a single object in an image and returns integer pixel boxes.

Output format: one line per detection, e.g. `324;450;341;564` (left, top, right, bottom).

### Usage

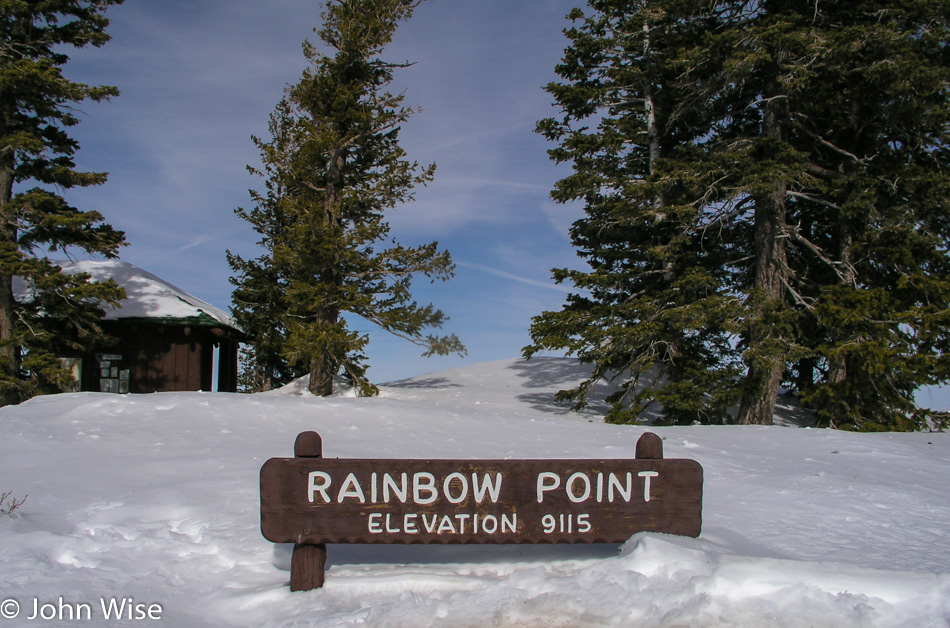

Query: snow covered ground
1;357;948;627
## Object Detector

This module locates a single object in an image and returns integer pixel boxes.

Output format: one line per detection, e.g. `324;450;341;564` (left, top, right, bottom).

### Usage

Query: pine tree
695;0;950;428
782;0;950;430
0;0;126;405
683;0;816;425
526;1;743;425
530;0;950;430
229;0;464;397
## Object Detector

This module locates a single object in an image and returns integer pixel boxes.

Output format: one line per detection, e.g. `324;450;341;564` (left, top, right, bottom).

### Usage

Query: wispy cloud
172;229;237;254
457;260;570;293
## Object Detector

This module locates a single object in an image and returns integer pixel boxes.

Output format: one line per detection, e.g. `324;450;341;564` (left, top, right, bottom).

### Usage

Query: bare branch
781;275;816;310
792;117;868;164
783;224;858;286
787;190;841;210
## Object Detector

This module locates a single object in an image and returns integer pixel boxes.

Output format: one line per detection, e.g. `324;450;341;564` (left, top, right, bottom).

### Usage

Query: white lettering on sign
367;512;518;535
310;469;659;506
443;472;468;503
308;471;331;503
383;472;408;502
473;473;502;502
542;513;591;534
414;472;438;504
307;471;505;505
536;472;560;502
609;473;632;502
337;473;365;503
536;471;658;503
567;472;591;503
638;471;658;502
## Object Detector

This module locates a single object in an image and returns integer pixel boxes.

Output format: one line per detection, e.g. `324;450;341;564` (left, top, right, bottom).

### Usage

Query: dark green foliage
229;0;464;396
228;98;302;392
528;0;950;430
0;0;127;404
228;255;298;392
770;0;950;430
526;0;743;425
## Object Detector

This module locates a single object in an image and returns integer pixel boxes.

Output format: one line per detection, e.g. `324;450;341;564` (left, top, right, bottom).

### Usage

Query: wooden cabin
42;261;244;394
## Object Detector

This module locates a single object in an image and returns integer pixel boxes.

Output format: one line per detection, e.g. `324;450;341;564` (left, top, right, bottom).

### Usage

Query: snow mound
0;357;947;627
266;373;361;398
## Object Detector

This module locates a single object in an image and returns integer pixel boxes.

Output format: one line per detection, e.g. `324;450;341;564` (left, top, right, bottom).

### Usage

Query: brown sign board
260;432;703;547
261;431;703;591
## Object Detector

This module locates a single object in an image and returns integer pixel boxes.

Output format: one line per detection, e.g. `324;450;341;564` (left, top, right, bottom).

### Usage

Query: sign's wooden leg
290;542;327;592
290;431;326;591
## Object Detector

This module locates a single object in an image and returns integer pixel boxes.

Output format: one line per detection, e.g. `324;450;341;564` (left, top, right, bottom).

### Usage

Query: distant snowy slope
0;357;947;627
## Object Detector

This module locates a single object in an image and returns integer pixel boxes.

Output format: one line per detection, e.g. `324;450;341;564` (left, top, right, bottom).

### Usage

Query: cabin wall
79;322;239;393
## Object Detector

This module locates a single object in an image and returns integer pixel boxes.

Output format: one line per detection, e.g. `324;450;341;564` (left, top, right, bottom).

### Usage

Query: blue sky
48;1;950;411
60;0;584;384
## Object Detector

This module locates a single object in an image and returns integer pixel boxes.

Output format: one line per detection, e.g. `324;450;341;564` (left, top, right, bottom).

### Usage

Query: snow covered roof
18;260;240;331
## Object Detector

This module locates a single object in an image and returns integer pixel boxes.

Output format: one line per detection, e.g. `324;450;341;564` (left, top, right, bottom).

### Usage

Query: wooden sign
260;431;703;591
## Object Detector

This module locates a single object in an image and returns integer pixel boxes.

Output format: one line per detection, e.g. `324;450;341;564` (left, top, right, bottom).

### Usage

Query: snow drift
0;357;948;627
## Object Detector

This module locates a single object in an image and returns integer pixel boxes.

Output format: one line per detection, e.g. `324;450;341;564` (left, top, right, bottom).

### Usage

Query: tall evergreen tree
782;0;950;430
526;1;743;425
681;0;816;425
229;0;464;397
683;0;950;428
0;0;126;405
529;0;950;430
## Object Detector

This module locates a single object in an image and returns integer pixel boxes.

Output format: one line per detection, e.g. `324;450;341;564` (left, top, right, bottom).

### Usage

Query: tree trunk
0;272;18;405
307;308;341;397
737;98;789;426
826;221;855;388
643;19;660;180
738;363;783;426
795;356;817;393
0;155;20;406
309;350;336;397
307;147;344;398
736;182;788;425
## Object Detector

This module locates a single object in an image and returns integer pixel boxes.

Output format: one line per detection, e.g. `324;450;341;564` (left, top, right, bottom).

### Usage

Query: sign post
288;431;327;592
260;431;703;591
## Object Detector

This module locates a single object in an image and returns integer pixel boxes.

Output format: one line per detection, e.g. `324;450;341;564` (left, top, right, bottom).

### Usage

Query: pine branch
781;275;815;310
792;117;869;164
783;224;858;286
786;190;841;210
